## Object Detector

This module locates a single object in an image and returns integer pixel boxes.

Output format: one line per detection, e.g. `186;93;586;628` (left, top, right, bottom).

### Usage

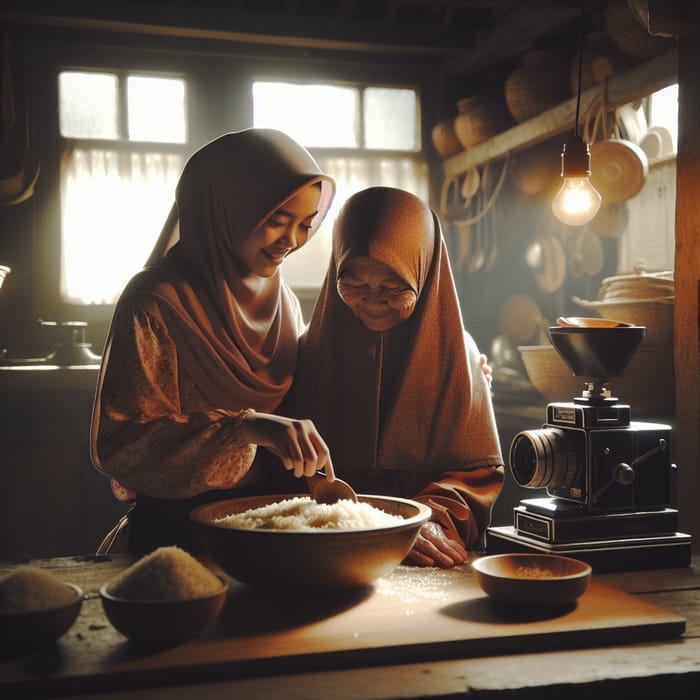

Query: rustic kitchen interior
1;0;699;697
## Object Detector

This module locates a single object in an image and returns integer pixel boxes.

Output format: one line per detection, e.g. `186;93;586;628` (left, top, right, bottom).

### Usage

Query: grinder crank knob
612;462;635;486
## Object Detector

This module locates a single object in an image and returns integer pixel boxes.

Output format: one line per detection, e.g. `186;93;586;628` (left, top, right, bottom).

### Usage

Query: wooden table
1;553;698;699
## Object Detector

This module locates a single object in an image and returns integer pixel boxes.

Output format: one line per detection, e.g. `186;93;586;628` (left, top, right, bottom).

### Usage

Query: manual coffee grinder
486;319;692;572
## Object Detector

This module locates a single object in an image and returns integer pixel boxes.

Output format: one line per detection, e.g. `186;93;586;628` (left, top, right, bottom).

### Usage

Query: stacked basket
572;269;674;346
504;49;572;124
453;90;514;148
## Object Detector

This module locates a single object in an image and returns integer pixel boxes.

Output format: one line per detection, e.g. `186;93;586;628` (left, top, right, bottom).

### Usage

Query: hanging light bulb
552;0;601;226
552;136;601;225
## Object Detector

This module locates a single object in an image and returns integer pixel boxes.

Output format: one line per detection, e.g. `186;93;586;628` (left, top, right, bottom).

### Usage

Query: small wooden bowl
0;583;84;651
99;577;227;643
472;554;591;607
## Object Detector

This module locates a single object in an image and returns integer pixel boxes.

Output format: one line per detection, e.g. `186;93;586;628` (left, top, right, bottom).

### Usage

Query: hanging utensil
461;166;480;200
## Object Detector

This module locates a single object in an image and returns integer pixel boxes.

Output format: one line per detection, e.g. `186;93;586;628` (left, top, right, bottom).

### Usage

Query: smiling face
236;183;322;277
337;257;417;332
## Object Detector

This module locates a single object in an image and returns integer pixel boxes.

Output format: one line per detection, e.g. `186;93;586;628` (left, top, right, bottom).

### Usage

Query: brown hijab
285;186;502;474
93;129;335;419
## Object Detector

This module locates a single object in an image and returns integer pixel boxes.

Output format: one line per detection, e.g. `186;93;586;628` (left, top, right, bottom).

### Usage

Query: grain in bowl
191;494;432;590
213;495;405;530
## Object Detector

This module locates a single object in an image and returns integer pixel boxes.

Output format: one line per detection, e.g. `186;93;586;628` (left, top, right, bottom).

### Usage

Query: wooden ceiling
1;0;608;77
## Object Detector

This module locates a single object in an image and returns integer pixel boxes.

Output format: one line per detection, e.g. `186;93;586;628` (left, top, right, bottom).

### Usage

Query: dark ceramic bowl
472;553;592;607
99;576;227;643
0;583;84;651
191;494;432;592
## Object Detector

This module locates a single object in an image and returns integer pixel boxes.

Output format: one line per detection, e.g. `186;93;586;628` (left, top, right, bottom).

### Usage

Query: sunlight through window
253;82;359;147
128;76;186;143
59;72;119;139
58;71;187;304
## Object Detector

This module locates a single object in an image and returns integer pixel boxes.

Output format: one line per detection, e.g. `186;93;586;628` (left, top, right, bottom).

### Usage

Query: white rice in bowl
213;496;405;530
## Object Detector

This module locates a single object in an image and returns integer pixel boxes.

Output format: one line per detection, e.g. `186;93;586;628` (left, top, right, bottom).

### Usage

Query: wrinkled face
337;257;417;332
237;183;321;277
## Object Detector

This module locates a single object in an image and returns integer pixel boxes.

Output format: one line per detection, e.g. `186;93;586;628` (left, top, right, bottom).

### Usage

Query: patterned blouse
93;297;257;501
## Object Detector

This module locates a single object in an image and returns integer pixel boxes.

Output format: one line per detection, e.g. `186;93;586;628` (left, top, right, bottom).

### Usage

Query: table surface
1;552;699;699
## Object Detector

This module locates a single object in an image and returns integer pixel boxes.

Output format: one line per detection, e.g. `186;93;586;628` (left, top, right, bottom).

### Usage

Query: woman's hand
239;411;334;478
405;521;468;568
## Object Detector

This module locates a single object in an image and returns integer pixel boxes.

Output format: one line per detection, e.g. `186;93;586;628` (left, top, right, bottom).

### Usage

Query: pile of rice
108;546;223;601
214;496;405;530
514;565;554;579
0;566;77;614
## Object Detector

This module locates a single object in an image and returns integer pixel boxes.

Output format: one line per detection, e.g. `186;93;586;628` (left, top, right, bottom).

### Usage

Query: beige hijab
286;186;502;473
93;129;335;421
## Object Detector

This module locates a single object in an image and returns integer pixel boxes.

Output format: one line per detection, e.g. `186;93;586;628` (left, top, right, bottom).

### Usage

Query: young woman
91;128;336;554
282;186;504;568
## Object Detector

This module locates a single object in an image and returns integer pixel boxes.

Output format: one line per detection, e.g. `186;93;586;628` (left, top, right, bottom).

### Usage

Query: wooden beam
443;49;678;176
674;31;700;548
446;5;583;75
0;1;478;58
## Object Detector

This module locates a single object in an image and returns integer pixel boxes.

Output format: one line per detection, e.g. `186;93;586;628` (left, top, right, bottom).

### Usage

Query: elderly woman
282;186;504;567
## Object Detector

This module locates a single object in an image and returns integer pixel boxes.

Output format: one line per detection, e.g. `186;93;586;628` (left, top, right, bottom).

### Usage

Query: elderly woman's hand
239;410;334;478
405;521;468;568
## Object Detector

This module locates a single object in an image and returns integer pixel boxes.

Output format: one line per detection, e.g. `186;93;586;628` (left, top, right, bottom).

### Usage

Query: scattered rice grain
514;565;554;579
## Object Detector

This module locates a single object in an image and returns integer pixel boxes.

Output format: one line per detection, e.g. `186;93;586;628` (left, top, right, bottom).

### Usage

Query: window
253;81;428;290
646;83;678;156
56;74;428;306
618;84;678;273
58;71;188;305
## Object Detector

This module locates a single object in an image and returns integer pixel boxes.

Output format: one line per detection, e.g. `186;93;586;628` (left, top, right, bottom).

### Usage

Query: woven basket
519;344;674;416
431;119;463;158
453;91;513;148
605;0;674;60
597;270;674;299
504;49;572;123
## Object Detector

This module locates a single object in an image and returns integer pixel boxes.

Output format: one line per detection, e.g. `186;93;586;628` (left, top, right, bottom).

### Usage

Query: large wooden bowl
190;494;431;592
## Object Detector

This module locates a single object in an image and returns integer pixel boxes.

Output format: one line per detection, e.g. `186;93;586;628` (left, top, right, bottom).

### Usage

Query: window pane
648;84;678;155
59;72;118;139
128;76;187;143
253;82;359;147
364;87;418;150
61;148;184;304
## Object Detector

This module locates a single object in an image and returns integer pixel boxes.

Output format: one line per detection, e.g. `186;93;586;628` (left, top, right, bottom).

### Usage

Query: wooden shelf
443;49;678;177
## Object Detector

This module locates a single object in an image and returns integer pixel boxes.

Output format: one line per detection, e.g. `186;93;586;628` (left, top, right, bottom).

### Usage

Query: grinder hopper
548;318;645;401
